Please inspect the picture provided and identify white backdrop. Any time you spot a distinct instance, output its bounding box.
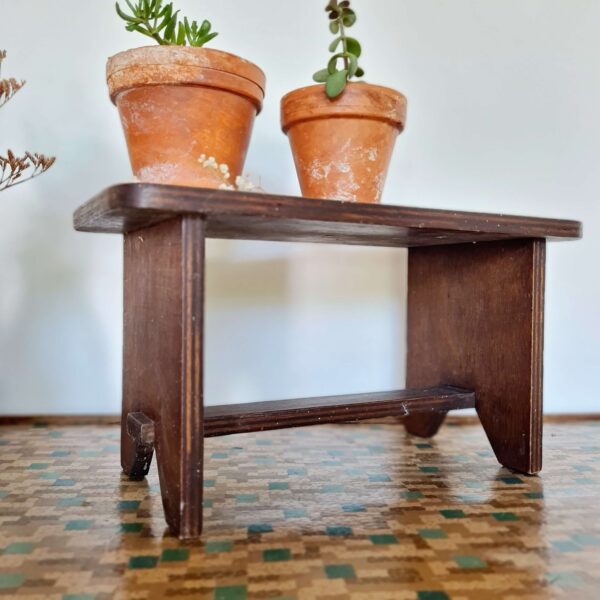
[0,0,598,414]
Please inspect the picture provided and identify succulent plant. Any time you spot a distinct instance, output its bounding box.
[313,1,365,99]
[116,0,218,47]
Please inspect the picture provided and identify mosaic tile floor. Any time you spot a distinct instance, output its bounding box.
[1,420,600,599]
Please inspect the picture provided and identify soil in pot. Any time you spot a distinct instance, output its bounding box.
[281,83,406,203]
[107,46,266,188]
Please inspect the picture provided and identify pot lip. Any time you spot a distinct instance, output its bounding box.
[281,82,407,133]
[107,45,266,109]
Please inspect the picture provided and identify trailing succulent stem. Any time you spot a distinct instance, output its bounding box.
[116,0,218,47]
[313,1,365,99]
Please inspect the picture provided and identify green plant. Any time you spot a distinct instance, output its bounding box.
[115,0,218,47]
[313,1,365,99]
[0,51,55,192]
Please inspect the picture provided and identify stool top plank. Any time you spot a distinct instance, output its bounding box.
[74,183,581,247]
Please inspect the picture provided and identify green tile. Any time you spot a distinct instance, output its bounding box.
[342,503,365,513]
[546,571,583,588]
[54,479,76,487]
[39,472,60,479]
[256,457,276,465]
[283,508,307,519]
[51,450,70,457]
[324,564,356,579]
[28,463,49,470]
[419,529,447,539]
[203,499,213,508]
[236,494,258,503]
[454,555,487,569]
[204,479,215,488]
[65,520,93,531]
[321,484,344,493]
[3,542,34,555]
[57,497,84,507]
[368,474,391,482]
[417,592,450,600]
[263,548,291,562]
[287,467,306,476]
[161,548,190,562]
[499,476,523,485]
[120,522,143,533]
[117,500,140,511]
[420,466,439,473]
[492,512,519,522]
[248,523,273,534]
[402,491,423,500]
[551,540,581,552]
[211,452,228,459]
[268,482,289,491]
[571,534,600,546]
[214,585,247,600]
[0,573,24,589]
[0,491,8,498]
[79,451,100,458]
[416,443,433,449]
[440,509,465,519]
[326,525,352,537]
[128,555,159,569]
[205,540,233,554]
[369,534,398,545]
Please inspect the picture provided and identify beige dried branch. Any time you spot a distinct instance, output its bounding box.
[0,150,56,191]
[0,50,25,107]
[0,50,55,192]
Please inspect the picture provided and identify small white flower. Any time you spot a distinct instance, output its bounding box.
[219,163,229,175]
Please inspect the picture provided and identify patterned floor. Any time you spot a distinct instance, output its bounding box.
[1,420,600,599]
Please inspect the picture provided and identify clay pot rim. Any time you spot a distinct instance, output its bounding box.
[107,45,266,111]
[281,82,407,134]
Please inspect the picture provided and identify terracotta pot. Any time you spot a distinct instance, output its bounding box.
[281,83,406,203]
[107,46,265,188]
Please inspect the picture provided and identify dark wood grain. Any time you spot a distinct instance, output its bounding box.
[204,385,475,437]
[122,216,205,540]
[403,239,546,474]
[73,183,582,247]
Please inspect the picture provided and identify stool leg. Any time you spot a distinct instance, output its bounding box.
[403,239,545,475]
[122,216,205,539]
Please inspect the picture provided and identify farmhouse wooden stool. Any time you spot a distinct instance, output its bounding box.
[74,184,581,540]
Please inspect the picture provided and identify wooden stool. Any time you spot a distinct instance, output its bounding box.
[74,184,581,540]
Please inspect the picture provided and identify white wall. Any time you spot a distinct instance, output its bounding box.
[0,0,597,415]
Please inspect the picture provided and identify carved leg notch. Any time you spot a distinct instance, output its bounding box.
[122,412,155,481]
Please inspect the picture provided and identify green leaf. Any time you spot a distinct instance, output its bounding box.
[195,31,218,46]
[329,36,342,52]
[342,9,356,26]
[347,53,358,78]
[345,37,361,58]
[176,22,186,45]
[355,66,365,78]
[164,10,178,40]
[326,69,348,98]
[329,21,339,34]
[312,68,329,83]
[199,19,211,37]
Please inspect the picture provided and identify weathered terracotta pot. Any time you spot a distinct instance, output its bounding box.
[281,83,406,203]
[107,46,265,187]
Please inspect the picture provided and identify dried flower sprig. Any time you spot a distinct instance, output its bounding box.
[313,1,365,99]
[116,0,218,47]
[0,50,25,108]
[0,51,56,192]
[0,151,56,192]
